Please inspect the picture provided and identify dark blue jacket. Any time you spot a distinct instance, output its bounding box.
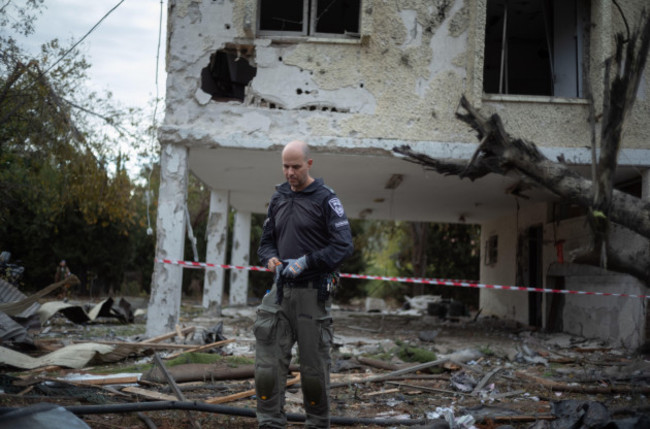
[258,178,354,281]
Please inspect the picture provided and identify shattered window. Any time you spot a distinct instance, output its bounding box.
[483,0,587,97]
[258,0,360,38]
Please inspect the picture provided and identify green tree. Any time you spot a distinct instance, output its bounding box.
[355,220,480,307]
[0,2,151,293]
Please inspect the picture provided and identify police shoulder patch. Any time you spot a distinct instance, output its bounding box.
[328,198,345,217]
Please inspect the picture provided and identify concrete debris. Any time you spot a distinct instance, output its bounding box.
[0,297,648,428]
[403,294,442,311]
[364,296,387,312]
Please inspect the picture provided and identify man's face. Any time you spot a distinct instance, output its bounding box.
[282,150,312,191]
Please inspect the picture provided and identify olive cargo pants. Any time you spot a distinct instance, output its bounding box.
[253,283,333,428]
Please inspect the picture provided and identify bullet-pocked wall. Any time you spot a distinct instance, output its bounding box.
[162,0,650,150]
[150,0,650,342]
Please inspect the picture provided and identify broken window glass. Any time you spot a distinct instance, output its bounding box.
[258,0,360,38]
[483,0,586,97]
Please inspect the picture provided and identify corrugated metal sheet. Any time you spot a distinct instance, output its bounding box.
[0,278,40,318]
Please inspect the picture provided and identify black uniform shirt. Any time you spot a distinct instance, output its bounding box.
[258,178,353,281]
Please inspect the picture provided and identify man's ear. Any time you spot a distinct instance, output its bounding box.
[307,159,313,167]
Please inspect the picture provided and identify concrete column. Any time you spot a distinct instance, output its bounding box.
[146,144,188,336]
[642,169,650,200]
[229,211,251,306]
[202,190,229,312]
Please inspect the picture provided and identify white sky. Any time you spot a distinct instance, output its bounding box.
[25,0,167,112]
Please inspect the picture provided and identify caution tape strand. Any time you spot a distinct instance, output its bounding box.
[155,259,649,300]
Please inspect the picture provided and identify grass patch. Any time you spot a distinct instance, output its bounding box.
[166,352,224,366]
[88,352,252,375]
[396,345,437,363]
[479,345,495,356]
[224,355,254,366]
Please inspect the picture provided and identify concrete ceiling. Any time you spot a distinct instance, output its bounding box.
[189,146,564,224]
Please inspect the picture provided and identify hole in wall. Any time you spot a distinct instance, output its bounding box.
[200,44,257,102]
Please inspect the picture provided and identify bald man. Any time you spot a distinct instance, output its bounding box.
[255,140,354,428]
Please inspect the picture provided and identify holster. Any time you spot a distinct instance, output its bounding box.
[318,271,340,302]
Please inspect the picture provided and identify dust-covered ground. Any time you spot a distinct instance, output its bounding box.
[1,295,649,428]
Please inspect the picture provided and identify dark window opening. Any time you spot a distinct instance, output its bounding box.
[258,0,360,37]
[201,46,257,102]
[483,0,586,97]
[258,0,304,33]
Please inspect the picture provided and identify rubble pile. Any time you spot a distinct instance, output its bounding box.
[0,288,648,428]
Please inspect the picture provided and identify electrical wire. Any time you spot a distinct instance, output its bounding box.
[145,0,165,236]
[41,0,126,79]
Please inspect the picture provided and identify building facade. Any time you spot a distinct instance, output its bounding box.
[147,0,650,348]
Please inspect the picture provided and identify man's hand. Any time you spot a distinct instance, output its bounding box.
[282,255,308,278]
[267,257,281,272]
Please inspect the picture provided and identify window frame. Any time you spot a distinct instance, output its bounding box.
[257,0,361,40]
[482,0,587,99]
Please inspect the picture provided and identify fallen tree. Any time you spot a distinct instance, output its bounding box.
[394,11,650,284]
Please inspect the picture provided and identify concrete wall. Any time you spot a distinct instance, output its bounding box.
[480,204,649,348]
[158,0,650,343]
[161,0,650,151]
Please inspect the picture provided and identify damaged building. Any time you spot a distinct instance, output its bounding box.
[148,0,650,349]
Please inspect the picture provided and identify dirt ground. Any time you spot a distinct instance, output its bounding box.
[1,296,649,428]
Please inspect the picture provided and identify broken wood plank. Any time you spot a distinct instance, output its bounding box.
[472,367,501,395]
[0,275,79,316]
[164,339,235,360]
[515,371,650,394]
[331,358,449,388]
[141,326,196,344]
[17,385,33,396]
[153,352,201,429]
[489,389,526,399]
[123,386,177,401]
[385,381,467,396]
[175,324,186,341]
[362,388,400,397]
[57,375,140,386]
[74,340,199,349]
[205,374,301,404]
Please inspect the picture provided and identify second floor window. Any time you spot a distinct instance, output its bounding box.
[258,0,361,38]
[483,0,587,98]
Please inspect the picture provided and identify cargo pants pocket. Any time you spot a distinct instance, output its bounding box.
[253,306,280,345]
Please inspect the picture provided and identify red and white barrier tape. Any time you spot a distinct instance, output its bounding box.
[155,258,650,300]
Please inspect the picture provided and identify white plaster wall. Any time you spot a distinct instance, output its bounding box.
[479,208,525,323]
[229,211,251,306]
[481,206,649,347]
[563,276,646,349]
[162,0,650,151]
[146,144,189,336]
[203,189,229,311]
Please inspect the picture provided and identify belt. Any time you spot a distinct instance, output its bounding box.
[283,279,319,289]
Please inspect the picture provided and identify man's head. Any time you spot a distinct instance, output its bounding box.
[282,140,314,192]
